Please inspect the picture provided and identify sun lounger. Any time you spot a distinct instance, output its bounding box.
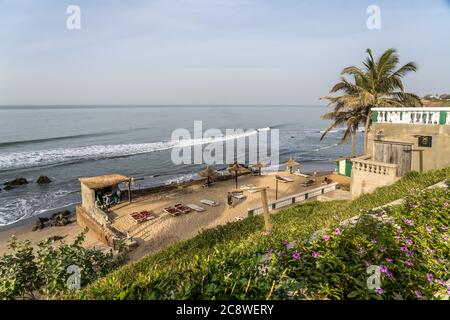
[294,171,310,178]
[201,199,219,207]
[239,184,255,190]
[232,193,247,200]
[302,179,316,187]
[174,203,192,214]
[164,207,182,216]
[186,204,206,212]
[276,176,294,183]
[130,210,156,223]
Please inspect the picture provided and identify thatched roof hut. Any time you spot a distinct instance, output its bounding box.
[79,173,132,190]
[284,157,300,174]
[227,162,250,189]
[198,166,218,185]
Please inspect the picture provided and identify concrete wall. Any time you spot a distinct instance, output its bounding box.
[350,164,399,197]
[368,123,450,173]
[76,206,119,248]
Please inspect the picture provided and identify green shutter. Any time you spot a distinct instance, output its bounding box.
[439,111,447,125]
[345,160,352,177]
[371,111,378,123]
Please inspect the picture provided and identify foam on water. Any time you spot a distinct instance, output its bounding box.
[0,128,267,171]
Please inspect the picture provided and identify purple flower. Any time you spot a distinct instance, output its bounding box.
[400,246,408,252]
[415,291,423,298]
[404,219,414,226]
[311,251,320,258]
[386,257,393,263]
[396,228,403,233]
[441,226,449,231]
[335,228,342,235]
[410,204,418,209]
[386,271,393,277]
[379,247,385,252]
[322,235,330,241]
[394,235,402,240]
[292,252,300,259]
[282,240,289,246]
[267,249,273,254]
[380,265,388,273]
[405,251,412,257]
[442,234,449,241]
[374,288,383,295]
[371,239,377,244]
[444,202,449,207]
[404,239,413,245]
[427,273,434,282]
[438,279,447,286]
[426,226,432,233]
[405,259,413,266]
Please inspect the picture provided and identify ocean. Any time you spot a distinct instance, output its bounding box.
[0,105,363,227]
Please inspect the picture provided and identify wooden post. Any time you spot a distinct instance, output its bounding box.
[235,171,238,189]
[260,188,271,233]
[128,181,132,203]
[275,178,279,200]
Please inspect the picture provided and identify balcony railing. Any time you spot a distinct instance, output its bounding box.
[351,155,398,176]
[371,107,450,125]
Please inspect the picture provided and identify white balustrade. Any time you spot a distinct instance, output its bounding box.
[372,107,450,125]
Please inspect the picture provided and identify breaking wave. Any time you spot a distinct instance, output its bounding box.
[0,127,270,171]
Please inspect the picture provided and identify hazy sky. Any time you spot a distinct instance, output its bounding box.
[1,0,450,105]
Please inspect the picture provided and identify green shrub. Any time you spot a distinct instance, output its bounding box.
[0,230,126,299]
[75,167,450,299]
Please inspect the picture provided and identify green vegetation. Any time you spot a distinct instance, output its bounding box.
[72,167,449,300]
[322,48,422,153]
[0,230,125,299]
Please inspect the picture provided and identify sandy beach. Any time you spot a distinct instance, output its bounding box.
[0,171,350,261]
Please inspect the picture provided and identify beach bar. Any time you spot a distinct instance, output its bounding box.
[76,173,137,250]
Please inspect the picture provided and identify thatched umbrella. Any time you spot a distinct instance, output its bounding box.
[228,162,250,189]
[251,161,267,176]
[284,157,300,174]
[198,165,217,186]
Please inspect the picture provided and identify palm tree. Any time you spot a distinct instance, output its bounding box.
[321,107,365,157]
[322,48,422,154]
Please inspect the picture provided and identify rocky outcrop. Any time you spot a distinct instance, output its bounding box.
[32,210,73,231]
[36,176,52,185]
[3,177,28,190]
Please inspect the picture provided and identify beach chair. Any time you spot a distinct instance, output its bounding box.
[302,179,315,187]
[186,204,206,212]
[130,210,156,223]
[232,193,246,200]
[294,170,310,178]
[164,207,182,217]
[174,203,192,214]
[200,199,219,207]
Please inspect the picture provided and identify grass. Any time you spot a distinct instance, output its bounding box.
[72,167,450,299]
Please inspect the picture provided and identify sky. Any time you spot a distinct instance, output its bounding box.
[1,0,450,105]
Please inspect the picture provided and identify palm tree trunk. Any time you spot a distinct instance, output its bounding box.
[351,132,356,157]
[364,110,371,154]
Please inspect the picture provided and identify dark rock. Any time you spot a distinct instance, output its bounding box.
[47,235,65,242]
[36,176,52,185]
[3,177,28,190]
[51,210,73,226]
